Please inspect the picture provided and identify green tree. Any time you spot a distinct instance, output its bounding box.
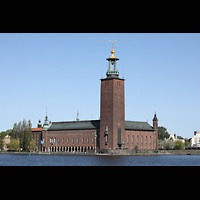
[134,145,138,153]
[0,139,4,150]
[185,139,191,148]
[11,123,17,139]
[29,140,36,151]
[10,139,20,151]
[11,119,32,151]
[158,126,169,140]
[0,131,6,150]
[174,140,184,150]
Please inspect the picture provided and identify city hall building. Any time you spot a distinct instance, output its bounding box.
[38,45,158,153]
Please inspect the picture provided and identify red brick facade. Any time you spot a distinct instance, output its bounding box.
[125,130,157,150]
[100,78,125,150]
[42,129,98,152]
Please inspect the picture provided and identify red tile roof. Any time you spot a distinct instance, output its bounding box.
[32,128,42,131]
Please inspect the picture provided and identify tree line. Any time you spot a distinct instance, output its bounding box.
[10,119,36,151]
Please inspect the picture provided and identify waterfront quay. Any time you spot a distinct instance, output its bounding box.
[2,149,200,156]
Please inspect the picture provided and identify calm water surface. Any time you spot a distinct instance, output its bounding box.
[1,154,200,166]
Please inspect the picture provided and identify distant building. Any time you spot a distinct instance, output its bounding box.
[168,133,185,144]
[3,134,10,150]
[191,131,200,148]
[31,120,43,151]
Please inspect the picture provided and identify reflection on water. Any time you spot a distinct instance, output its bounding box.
[0,154,200,166]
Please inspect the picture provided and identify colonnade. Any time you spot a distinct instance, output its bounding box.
[42,146,95,153]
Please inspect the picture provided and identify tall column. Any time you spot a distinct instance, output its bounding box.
[114,60,117,71]
[108,60,111,72]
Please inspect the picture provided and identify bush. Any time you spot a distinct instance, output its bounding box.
[174,140,184,150]
[134,145,138,153]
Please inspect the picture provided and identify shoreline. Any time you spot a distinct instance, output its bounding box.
[1,149,200,156]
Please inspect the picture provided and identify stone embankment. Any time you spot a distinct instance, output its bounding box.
[165,150,200,155]
[1,149,200,155]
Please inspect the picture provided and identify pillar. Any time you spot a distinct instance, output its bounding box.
[114,60,117,71]
[108,60,111,71]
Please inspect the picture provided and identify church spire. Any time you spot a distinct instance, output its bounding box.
[106,40,119,77]
[43,107,49,127]
[153,112,158,130]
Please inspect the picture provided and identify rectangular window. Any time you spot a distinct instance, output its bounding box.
[82,137,84,144]
[87,137,89,144]
[149,136,151,147]
[117,128,121,145]
[77,137,79,144]
[67,137,69,144]
[72,137,74,144]
[63,138,64,144]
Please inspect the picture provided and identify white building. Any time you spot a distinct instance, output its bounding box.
[168,133,185,144]
[191,131,200,148]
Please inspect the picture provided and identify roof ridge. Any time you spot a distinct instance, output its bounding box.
[52,119,100,124]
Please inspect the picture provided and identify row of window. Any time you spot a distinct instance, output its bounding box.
[50,137,95,145]
[126,135,156,146]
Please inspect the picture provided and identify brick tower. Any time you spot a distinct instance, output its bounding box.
[100,42,125,150]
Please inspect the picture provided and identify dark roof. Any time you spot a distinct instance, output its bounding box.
[48,120,100,131]
[47,120,154,131]
[125,121,154,131]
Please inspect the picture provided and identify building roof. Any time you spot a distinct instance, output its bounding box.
[48,120,100,131]
[32,128,43,132]
[47,120,154,131]
[125,121,154,131]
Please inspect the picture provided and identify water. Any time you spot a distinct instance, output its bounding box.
[1,154,200,166]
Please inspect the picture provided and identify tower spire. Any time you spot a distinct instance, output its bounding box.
[44,107,49,126]
[76,107,79,121]
[109,40,117,58]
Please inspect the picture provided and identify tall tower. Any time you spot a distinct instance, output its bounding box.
[99,41,125,150]
[153,112,158,150]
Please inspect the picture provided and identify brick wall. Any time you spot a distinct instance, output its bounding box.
[42,129,98,150]
[100,78,125,150]
[125,130,157,150]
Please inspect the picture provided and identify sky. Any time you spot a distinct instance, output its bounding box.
[0,33,200,138]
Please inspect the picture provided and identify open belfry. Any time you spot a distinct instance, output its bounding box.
[38,41,158,153]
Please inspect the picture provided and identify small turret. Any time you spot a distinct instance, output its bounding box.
[153,113,158,130]
[43,115,49,127]
[37,119,42,128]
[43,108,51,130]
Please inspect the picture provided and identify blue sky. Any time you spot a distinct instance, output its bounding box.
[0,33,200,138]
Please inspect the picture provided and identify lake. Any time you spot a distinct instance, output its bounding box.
[1,153,200,166]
